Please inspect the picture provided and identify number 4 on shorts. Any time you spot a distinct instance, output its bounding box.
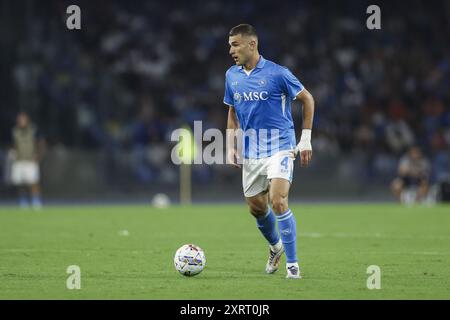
[280,156,288,170]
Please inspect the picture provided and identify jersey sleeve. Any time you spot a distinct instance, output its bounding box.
[223,72,234,107]
[279,67,304,100]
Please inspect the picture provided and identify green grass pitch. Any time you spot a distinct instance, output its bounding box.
[0,203,449,299]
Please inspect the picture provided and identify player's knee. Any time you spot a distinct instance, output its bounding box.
[247,200,267,218]
[418,183,429,194]
[419,180,429,188]
[391,179,402,193]
[271,195,288,214]
[249,205,267,218]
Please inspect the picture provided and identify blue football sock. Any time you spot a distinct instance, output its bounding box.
[256,206,280,246]
[277,209,297,263]
[32,195,42,208]
[19,195,29,208]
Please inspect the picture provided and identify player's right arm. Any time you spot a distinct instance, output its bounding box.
[226,105,241,168]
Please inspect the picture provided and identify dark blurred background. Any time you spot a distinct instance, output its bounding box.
[0,0,449,202]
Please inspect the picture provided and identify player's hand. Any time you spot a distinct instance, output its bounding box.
[293,129,312,167]
[227,148,241,169]
[295,143,312,167]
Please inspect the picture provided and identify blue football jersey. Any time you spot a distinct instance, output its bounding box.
[224,56,304,159]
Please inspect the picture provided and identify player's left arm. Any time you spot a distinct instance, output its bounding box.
[294,89,315,166]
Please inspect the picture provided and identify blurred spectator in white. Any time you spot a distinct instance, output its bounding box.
[10,112,46,209]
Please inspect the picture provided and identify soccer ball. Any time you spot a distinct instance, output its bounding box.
[152,193,171,208]
[174,244,206,276]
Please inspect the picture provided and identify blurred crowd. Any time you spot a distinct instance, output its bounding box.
[1,0,449,186]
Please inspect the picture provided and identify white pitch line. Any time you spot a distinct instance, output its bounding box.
[300,232,450,240]
[302,251,450,255]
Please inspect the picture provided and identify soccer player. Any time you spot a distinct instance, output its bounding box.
[10,112,45,210]
[391,146,431,204]
[224,24,314,279]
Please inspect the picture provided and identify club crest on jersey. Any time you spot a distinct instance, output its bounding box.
[233,92,242,103]
[258,79,267,86]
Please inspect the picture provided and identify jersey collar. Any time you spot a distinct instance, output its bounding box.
[239,55,266,71]
[255,55,266,69]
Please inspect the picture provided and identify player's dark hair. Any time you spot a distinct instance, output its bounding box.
[229,24,258,38]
